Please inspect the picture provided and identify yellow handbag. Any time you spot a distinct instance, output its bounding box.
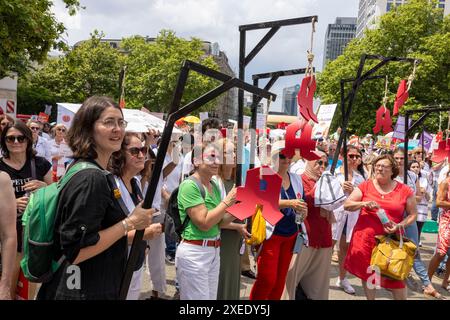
[246,206,266,246]
[370,227,416,281]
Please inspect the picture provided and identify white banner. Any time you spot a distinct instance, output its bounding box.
[311,103,337,139]
[57,103,181,133]
[256,114,266,129]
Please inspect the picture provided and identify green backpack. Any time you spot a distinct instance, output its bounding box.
[21,161,101,283]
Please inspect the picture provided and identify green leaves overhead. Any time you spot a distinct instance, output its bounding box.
[20,30,220,114]
[318,0,449,135]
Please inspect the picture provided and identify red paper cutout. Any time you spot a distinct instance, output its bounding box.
[284,120,321,160]
[393,80,409,116]
[436,131,443,143]
[373,106,393,135]
[227,166,283,226]
[277,122,288,129]
[431,139,450,163]
[297,76,318,123]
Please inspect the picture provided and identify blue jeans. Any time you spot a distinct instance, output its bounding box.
[405,222,432,287]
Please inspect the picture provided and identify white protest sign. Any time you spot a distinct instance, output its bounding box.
[311,103,337,139]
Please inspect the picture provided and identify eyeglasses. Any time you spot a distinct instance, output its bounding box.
[29,126,40,132]
[5,135,26,144]
[56,128,66,132]
[348,154,361,160]
[316,160,326,167]
[203,153,219,164]
[374,164,392,170]
[127,146,148,157]
[100,118,128,129]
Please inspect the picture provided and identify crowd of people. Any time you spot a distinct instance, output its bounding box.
[0,97,449,300]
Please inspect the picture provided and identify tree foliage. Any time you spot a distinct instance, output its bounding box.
[318,0,450,135]
[0,0,81,78]
[20,30,220,115]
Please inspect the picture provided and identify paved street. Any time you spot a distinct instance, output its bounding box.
[140,231,449,300]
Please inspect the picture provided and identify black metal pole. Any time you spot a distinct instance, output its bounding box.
[250,78,258,170]
[340,80,348,181]
[236,30,246,186]
[404,112,410,185]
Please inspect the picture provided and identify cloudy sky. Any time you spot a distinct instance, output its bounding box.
[53,0,359,111]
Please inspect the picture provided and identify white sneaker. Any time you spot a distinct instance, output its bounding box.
[336,278,356,295]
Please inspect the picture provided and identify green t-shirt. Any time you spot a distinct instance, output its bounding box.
[177,179,222,240]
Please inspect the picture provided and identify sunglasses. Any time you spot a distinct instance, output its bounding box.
[56,128,66,132]
[316,160,326,167]
[348,154,361,160]
[279,153,287,159]
[127,146,148,157]
[30,126,41,131]
[5,135,26,144]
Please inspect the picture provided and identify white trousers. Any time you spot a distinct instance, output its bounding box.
[147,233,167,294]
[175,241,220,300]
[126,267,143,300]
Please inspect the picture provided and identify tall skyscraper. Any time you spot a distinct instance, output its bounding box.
[282,85,300,116]
[357,0,450,38]
[323,17,357,68]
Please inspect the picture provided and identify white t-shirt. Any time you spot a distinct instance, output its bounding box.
[163,152,183,194]
[181,150,193,180]
[289,159,306,175]
[48,139,73,177]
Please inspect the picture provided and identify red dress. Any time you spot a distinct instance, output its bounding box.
[344,180,413,289]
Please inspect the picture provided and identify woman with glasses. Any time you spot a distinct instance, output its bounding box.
[109,132,163,300]
[0,120,52,299]
[176,141,237,300]
[393,149,442,298]
[47,124,72,181]
[333,145,366,295]
[344,154,418,300]
[409,160,431,240]
[251,140,307,300]
[37,96,154,300]
[26,120,50,160]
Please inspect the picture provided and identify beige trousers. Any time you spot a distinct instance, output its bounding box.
[281,246,332,300]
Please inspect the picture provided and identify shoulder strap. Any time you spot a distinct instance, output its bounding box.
[57,161,100,191]
[31,158,36,180]
[105,173,130,216]
[187,175,206,199]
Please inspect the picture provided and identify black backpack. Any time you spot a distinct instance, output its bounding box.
[166,176,216,242]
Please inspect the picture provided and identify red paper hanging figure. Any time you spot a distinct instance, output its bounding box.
[431,139,450,163]
[284,120,320,160]
[226,166,283,226]
[297,76,318,123]
[373,105,393,135]
[393,79,409,116]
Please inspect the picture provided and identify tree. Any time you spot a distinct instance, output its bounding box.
[20,31,124,109]
[318,0,450,135]
[121,30,219,112]
[21,30,220,115]
[0,0,81,78]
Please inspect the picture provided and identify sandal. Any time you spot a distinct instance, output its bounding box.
[424,289,445,300]
[441,284,450,292]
